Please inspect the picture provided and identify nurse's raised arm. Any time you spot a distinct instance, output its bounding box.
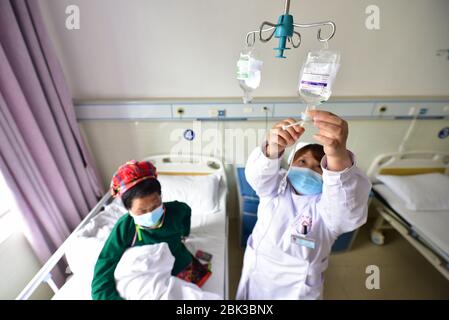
[245,118,304,198]
[308,110,372,235]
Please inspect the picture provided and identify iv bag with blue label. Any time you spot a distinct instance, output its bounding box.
[237,47,263,104]
[298,49,340,105]
[283,49,340,130]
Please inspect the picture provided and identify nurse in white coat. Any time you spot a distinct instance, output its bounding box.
[236,110,371,300]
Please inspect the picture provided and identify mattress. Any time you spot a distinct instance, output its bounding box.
[373,183,449,262]
[185,212,227,297]
[53,183,228,300]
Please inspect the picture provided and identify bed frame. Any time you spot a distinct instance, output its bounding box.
[366,150,449,281]
[16,153,229,300]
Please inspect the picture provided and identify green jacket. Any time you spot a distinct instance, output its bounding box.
[91,201,192,300]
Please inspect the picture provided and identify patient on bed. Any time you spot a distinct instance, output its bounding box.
[91,160,211,300]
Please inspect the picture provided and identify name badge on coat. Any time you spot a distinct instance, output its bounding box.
[291,214,315,249]
[291,234,316,249]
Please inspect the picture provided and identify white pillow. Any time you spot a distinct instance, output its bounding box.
[377,173,449,211]
[157,173,221,215]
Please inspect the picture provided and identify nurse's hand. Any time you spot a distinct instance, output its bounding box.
[266,118,305,158]
[307,110,352,171]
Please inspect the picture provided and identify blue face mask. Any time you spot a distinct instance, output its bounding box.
[287,167,323,195]
[130,204,164,228]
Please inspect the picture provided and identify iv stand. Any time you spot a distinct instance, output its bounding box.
[245,0,336,58]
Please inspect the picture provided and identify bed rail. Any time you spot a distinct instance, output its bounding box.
[371,197,449,281]
[367,150,449,182]
[367,150,449,282]
[16,193,112,300]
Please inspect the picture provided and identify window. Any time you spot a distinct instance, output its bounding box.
[0,170,22,244]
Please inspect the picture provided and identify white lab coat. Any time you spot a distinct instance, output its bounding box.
[236,145,371,300]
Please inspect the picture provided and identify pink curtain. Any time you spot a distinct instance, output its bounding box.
[0,0,104,285]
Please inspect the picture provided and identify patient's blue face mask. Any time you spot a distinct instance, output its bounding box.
[130,204,164,228]
[287,167,323,195]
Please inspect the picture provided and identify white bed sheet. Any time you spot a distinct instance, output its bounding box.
[185,212,227,297]
[373,183,449,262]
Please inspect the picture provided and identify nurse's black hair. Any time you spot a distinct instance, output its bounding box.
[293,144,325,163]
[121,178,161,210]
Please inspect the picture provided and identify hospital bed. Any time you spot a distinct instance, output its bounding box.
[16,154,229,300]
[367,150,449,281]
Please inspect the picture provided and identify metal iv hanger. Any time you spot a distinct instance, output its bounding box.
[244,0,336,58]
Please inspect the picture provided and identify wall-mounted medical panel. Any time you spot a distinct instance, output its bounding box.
[74,99,449,121]
[75,103,172,120]
[318,102,376,119]
[171,103,275,120]
[372,101,449,118]
[273,102,375,119]
[273,103,306,118]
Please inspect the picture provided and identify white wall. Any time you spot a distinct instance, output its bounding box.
[0,232,53,299]
[38,0,449,99]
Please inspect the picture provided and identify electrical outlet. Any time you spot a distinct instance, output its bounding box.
[378,105,387,114]
[208,109,218,117]
[436,49,449,60]
[208,109,226,117]
[419,108,428,115]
